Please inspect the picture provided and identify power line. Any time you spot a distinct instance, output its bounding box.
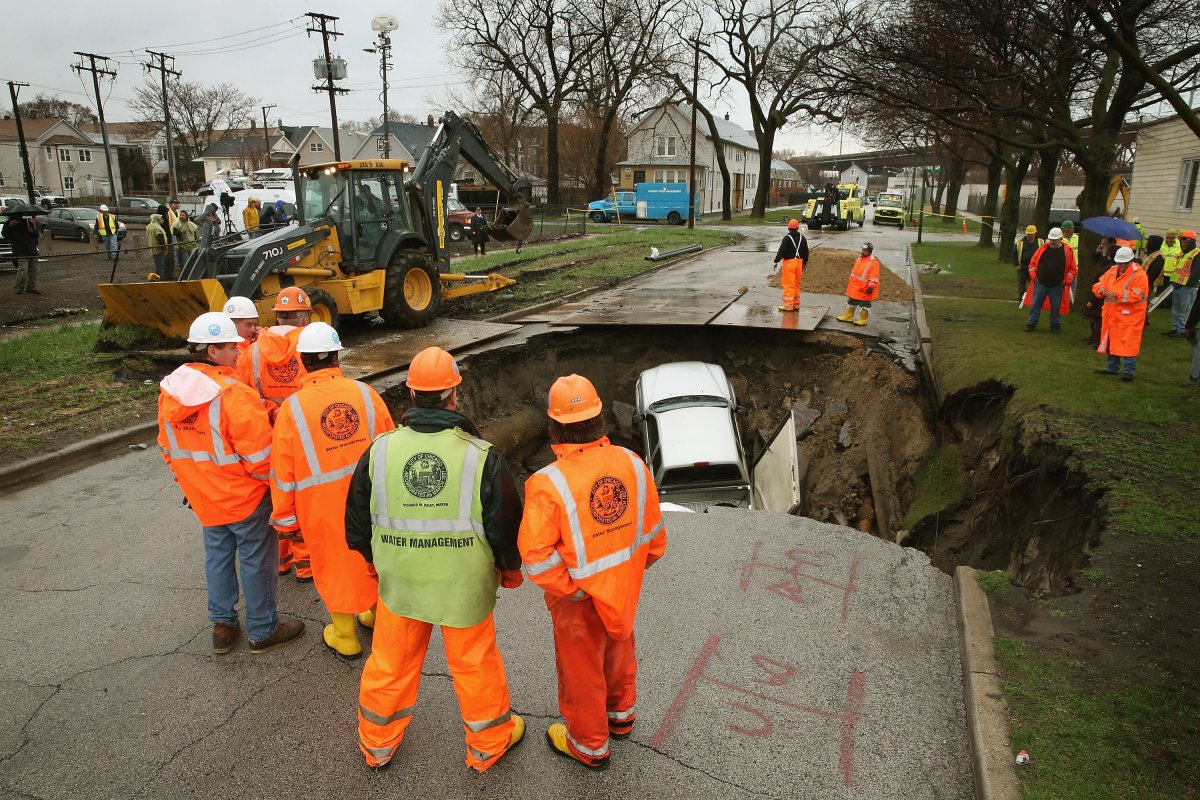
[71,52,120,205]
[102,18,305,56]
[143,50,182,198]
[307,12,347,159]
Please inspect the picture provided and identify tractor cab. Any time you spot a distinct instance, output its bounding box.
[299,159,413,268]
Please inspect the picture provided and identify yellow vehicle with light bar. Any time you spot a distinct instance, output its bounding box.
[98,112,533,338]
[802,182,864,231]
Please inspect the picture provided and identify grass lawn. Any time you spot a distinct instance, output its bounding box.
[917,240,1200,798]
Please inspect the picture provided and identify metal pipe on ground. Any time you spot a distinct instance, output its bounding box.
[644,244,703,262]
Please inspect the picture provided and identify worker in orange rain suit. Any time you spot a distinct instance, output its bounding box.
[222,295,261,354]
[344,346,525,771]
[1093,246,1150,382]
[1022,227,1078,332]
[157,312,305,655]
[518,374,667,769]
[836,241,882,327]
[270,322,395,659]
[772,218,810,313]
[236,285,313,580]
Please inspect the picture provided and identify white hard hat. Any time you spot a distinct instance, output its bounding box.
[1048,227,1064,240]
[1114,246,1135,263]
[99,204,109,212]
[222,296,259,319]
[296,321,342,354]
[187,312,243,344]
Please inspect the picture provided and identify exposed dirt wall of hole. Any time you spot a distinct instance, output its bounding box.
[377,326,937,531]
[907,382,1105,592]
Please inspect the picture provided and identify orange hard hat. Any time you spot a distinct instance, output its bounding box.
[547,374,602,423]
[788,218,800,230]
[272,286,312,311]
[1181,230,1198,240]
[407,346,462,391]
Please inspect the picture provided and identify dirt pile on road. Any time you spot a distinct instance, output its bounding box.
[768,247,915,301]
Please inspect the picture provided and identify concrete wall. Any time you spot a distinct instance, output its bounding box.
[1130,116,1200,234]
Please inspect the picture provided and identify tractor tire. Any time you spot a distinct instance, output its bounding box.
[667,211,682,225]
[837,218,849,231]
[590,211,607,223]
[381,253,441,329]
[305,287,341,330]
[447,223,465,243]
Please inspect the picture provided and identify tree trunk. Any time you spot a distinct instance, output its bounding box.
[1075,142,1117,286]
[1033,148,1060,237]
[978,155,1002,248]
[998,151,1032,263]
[591,108,620,200]
[751,125,778,218]
[931,176,946,216]
[943,155,965,218]
[545,108,562,207]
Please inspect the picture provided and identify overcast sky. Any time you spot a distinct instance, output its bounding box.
[2,0,860,156]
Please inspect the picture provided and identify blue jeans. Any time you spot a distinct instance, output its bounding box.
[1171,285,1198,333]
[1106,354,1137,376]
[99,234,117,260]
[1026,283,1064,329]
[201,494,279,641]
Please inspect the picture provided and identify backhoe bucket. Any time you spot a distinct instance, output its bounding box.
[488,202,534,242]
[98,279,229,340]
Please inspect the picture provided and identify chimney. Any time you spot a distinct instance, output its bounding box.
[724,113,730,120]
[427,114,435,127]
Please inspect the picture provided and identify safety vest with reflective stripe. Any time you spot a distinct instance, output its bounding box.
[1161,240,1183,279]
[234,325,304,406]
[157,362,274,527]
[368,425,497,628]
[96,213,118,236]
[1173,248,1198,286]
[518,436,666,641]
[846,254,881,301]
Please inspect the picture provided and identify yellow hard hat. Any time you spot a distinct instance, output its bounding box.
[1025,225,1037,234]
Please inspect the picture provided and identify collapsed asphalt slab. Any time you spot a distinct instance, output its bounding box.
[0,444,972,800]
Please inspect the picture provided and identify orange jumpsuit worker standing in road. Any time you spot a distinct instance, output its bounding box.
[1093,246,1150,381]
[519,374,667,769]
[772,218,809,313]
[344,346,525,771]
[836,241,881,327]
[157,312,305,655]
[270,322,395,659]
[236,286,313,580]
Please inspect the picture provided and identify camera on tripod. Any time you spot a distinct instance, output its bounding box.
[219,191,235,211]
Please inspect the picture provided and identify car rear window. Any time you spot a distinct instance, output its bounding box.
[648,394,728,413]
[661,463,744,487]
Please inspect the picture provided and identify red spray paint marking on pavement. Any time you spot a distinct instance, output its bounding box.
[650,634,867,786]
[739,541,861,623]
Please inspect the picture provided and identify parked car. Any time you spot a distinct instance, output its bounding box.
[0,213,16,268]
[33,190,69,209]
[633,361,752,509]
[37,207,127,242]
[0,196,31,213]
[118,197,160,211]
[445,196,475,242]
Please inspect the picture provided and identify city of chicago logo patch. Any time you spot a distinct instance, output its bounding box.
[589,476,628,525]
[403,453,448,499]
[320,402,360,441]
[266,357,300,383]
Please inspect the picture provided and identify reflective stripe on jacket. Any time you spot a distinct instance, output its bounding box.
[368,426,498,628]
[235,325,305,407]
[1092,264,1149,357]
[518,436,666,641]
[95,213,118,236]
[1161,240,1183,278]
[1173,248,1198,286]
[846,254,881,301]
[157,362,273,526]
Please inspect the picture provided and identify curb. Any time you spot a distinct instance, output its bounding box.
[954,566,1021,800]
[0,420,158,496]
[907,242,942,404]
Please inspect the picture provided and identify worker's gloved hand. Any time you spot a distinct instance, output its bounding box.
[772,262,780,272]
[280,528,304,544]
[499,570,524,589]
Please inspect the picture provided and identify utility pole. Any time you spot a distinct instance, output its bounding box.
[261,104,276,167]
[687,36,700,229]
[7,82,36,204]
[306,11,347,160]
[143,50,181,199]
[72,52,119,206]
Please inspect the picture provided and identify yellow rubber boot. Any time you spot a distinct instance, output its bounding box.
[473,713,526,771]
[323,613,363,659]
[545,722,609,770]
[854,307,870,326]
[356,606,376,629]
[836,305,854,322]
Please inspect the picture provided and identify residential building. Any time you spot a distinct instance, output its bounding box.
[617,101,759,213]
[194,126,368,183]
[1129,112,1200,233]
[0,117,123,200]
[769,159,802,205]
[349,119,436,163]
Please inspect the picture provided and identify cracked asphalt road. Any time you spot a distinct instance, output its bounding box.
[0,441,972,799]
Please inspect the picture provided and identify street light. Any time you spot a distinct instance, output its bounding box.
[370,13,398,158]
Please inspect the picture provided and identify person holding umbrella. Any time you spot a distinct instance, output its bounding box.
[2,203,44,295]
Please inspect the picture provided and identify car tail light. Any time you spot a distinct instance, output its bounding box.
[693,461,710,467]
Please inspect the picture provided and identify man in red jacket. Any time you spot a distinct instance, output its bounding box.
[1023,227,1077,333]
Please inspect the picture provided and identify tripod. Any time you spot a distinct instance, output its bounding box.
[221,207,239,238]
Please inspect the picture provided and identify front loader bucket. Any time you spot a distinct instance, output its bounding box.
[488,202,534,242]
[98,279,229,340]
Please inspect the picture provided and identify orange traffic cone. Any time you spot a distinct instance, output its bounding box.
[961,219,968,234]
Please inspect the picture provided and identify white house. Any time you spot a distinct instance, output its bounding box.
[1129,112,1200,234]
[0,117,122,200]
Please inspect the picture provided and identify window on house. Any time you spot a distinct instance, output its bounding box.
[655,135,677,157]
[45,146,54,161]
[78,150,92,162]
[653,169,686,184]
[310,142,324,152]
[1178,158,1200,210]
[156,147,167,162]
[0,173,5,187]
[58,149,71,162]
[63,177,75,190]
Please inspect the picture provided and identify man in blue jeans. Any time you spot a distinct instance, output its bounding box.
[94,204,119,261]
[1165,230,1198,337]
[1024,227,1077,333]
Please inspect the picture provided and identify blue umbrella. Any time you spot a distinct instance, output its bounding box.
[1080,216,1140,240]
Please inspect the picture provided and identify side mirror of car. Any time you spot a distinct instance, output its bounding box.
[632,413,644,425]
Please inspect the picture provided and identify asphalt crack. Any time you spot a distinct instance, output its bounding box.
[622,738,784,800]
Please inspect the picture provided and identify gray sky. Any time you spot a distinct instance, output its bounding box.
[3,0,859,156]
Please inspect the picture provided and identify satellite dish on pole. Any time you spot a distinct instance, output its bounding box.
[371,14,399,32]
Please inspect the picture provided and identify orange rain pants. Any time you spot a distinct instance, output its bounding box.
[358,604,517,770]
[781,257,804,310]
[549,594,637,764]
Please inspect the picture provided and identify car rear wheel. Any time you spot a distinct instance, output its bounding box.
[447,223,465,243]
[590,210,607,223]
[667,211,682,225]
[381,252,441,328]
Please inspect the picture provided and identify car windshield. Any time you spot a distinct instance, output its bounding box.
[838,189,849,199]
[879,199,902,208]
[447,197,467,212]
[72,209,99,219]
[648,394,729,413]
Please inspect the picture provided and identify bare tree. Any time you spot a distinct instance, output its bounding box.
[15,94,97,127]
[128,79,258,166]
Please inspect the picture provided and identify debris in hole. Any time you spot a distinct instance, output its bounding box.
[827,398,849,417]
[793,403,821,437]
[611,400,636,441]
[838,421,853,449]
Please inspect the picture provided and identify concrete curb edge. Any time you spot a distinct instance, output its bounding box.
[954,565,1021,800]
[0,419,159,496]
[907,242,942,405]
